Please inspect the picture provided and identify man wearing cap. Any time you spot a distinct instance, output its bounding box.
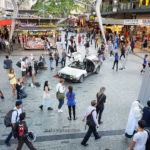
[81,100,101,146]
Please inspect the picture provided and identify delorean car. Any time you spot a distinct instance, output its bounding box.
[57,52,100,83]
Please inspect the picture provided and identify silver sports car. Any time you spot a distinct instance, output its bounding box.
[57,53,100,83]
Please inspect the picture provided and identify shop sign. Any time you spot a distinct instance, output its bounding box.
[38,25,57,28]
[124,19,139,25]
[142,19,150,26]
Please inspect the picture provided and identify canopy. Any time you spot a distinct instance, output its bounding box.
[0,20,12,26]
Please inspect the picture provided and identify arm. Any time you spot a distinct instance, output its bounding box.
[11,111,17,127]
[45,86,49,93]
[128,141,136,150]
[92,111,99,127]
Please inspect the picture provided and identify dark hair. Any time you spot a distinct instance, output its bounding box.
[115,52,118,56]
[44,81,49,91]
[147,101,150,107]
[145,54,148,58]
[20,112,26,120]
[22,58,26,61]
[16,101,22,107]
[68,86,73,98]
[138,120,146,129]
[6,55,9,59]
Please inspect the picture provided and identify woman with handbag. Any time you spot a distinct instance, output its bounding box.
[96,87,106,124]
[56,79,65,113]
[8,69,17,96]
[39,81,53,111]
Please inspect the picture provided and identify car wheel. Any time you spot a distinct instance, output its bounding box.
[95,66,100,74]
[79,75,84,83]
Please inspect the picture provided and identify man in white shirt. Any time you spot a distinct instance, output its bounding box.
[56,79,65,112]
[128,120,148,150]
[81,100,101,146]
[21,57,27,84]
[5,101,22,146]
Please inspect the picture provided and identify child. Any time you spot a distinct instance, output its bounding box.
[112,52,119,71]
[14,112,37,150]
[141,54,148,73]
[109,41,114,57]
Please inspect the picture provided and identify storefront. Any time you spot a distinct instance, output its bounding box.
[124,19,150,50]
[17,30,61,50]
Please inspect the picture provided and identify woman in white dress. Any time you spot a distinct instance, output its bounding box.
[125,100,143,138]
[39,81,53,110]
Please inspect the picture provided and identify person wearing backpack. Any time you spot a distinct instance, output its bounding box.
[14,112,37,150]
[5,101,22,146]
[81,100,101,146]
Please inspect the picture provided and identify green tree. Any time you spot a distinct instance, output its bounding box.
[32,0,89,17]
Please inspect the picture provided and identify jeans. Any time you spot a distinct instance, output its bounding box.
[68,105,76,119]
[81,126,99,144]
[96,106,104,123]
[49,59,53,69]
[5,130,13,143]
[112,60,118,71]
[17,138,36,150]
[61,58,66,67]
[58,99,64,109]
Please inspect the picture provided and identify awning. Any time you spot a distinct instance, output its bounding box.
[0,20,12,26]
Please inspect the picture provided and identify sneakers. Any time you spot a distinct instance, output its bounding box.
[48,107,53,110]
[5,141,11,146]
[39,105,43,110]
[81,142,88,146]
[58,109,63,113]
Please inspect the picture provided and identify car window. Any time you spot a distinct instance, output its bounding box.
[69,61,85,70]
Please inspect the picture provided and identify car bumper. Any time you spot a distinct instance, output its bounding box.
[58,74,78,82]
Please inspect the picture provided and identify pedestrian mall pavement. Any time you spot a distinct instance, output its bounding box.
[0,32,147,150]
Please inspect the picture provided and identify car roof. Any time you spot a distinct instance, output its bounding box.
[85,55,99,62]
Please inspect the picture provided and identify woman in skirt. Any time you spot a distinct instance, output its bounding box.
[39,81,53,110]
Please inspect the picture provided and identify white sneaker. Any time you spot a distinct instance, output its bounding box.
[60,109,63,112]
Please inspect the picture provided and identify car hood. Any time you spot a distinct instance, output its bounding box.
[58,67,86,77]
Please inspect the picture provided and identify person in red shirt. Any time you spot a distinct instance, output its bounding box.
[78,34,81,45]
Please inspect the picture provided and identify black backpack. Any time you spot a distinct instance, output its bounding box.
[86,110,96,127]
[146,129,150,150]
[4,110,18,127]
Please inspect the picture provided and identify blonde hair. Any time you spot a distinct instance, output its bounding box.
[98,87,106,96]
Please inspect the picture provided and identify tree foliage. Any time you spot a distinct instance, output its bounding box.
[32,0,89,17]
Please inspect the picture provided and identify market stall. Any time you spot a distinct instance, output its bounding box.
[18,30,61,50]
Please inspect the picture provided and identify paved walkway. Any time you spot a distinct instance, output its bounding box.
[0,32,145,150]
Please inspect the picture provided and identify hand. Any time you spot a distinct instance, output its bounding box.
[97,125,99,128]
[128,147,131,150]
[82,119,85,122]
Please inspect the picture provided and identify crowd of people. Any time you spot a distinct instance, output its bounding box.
[1,27,150,150]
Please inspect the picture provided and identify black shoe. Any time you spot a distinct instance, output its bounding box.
[98,121,103,124]
[68,117,72,120]
[74,117,77,120]
[81,142,88,146]
[39,105,43,110]
[5,142,11,146]
[95,136,101,140]
[48,107,53,110]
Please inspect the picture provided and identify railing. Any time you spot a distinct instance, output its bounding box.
[101,2,150,13]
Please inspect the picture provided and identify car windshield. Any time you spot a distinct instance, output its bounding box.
[69,61,85,70]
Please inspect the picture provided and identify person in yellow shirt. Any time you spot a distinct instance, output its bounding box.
[8,69,17,96]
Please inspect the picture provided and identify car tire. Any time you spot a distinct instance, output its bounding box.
[79,75,84,83]
[95,66,100,74]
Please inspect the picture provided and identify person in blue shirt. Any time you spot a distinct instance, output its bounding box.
[141,54,148,73]
[112,52,119,71]
[142,100,150,131]
[66,86,77,120]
